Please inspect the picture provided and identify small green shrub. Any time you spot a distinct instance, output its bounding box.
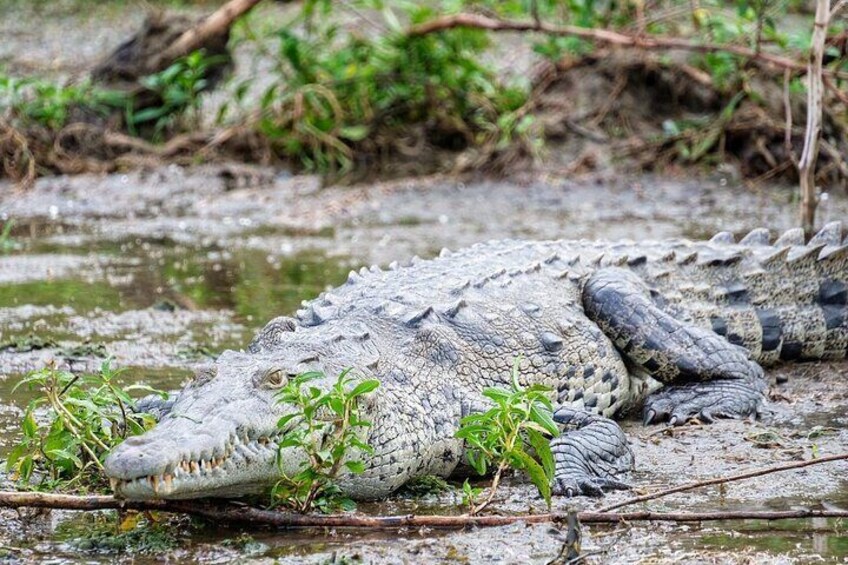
[5,359,166,491]
[455,359,559,513]
[0,71,125,130]
[271,369,379,513]
[129,49,229,138]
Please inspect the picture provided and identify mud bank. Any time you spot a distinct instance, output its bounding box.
[0,166,846,563]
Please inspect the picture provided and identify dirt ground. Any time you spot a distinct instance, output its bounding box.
[0,164,846,563]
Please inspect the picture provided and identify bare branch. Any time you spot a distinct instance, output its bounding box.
[598,452,848,513]
[406,13,848,80]
[0,491,846,528]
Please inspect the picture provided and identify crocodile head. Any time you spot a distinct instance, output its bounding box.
[105,318,380,500]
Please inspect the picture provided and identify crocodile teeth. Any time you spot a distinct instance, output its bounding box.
[109,478,118,492]
[150,475,159,494]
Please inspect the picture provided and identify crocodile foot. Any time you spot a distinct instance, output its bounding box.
[550,407,633,497]
[642,378,766,426]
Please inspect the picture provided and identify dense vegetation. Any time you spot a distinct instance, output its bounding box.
[1,0,846,188]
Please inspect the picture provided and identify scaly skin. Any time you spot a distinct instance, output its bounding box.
[105,222,848,500]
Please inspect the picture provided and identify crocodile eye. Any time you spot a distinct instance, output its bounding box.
[263,369,287,389]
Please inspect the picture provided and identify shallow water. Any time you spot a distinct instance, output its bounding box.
[0,166,846,563]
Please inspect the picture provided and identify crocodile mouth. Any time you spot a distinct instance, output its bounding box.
[109,429,285,500]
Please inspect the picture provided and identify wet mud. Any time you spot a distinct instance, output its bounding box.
[0,165,847,563]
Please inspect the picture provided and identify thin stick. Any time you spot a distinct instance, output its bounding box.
[0,491,845,528]
[798,0,830,235]
[406,13,848,80]
[598,452,848,513]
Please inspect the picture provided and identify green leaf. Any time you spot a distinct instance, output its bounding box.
[5,444,26,472]
[515,450,551,509]
[21,408,37,439]
[349,379,379,397]
[526,428,555,483]
[344,460,366,474]
[529,404,559,437]
[277,414,299,429]
[46,448,83,469]
[482,387,511,403]
[339,125,370,141]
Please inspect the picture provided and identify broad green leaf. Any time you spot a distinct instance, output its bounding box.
[515,450,551,508]
[526,428,555,483]
[21,409,37,439]
[277,414,298,429]
[349,379,379,397]
[482,387,511,403]
[529,404,559,437]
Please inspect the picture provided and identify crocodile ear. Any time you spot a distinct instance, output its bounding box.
[248,316,297,353]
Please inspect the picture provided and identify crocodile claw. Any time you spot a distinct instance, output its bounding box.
[642,379,765,427]
[553,476,630,498]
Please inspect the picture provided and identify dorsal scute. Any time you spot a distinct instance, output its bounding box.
[740,228,770,246]
[709,231,735,245]
[809,221,843,246]
[775,227,805,247]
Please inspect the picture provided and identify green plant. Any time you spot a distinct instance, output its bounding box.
[270,369,379,513]
[5,359,166,491]
[0,71,125,130]
[455,359,559,514]
[256,0,530,175]
[460,478,484,510]
[129,49,229,138]
[0,219,15,254]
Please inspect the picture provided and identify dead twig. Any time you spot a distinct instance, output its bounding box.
[598,451,848,513]
[0,491,846,529]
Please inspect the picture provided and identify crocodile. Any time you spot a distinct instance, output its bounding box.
[105,222,848,500]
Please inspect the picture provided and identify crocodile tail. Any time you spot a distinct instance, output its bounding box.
[734,221,848,364]
[656,222,848,366]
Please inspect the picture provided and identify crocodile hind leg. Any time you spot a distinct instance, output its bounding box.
[583,267,767,426]
[551,407,632,496]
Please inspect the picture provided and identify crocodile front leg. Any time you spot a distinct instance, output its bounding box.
[551,407,632,497]
[583,267,767,426]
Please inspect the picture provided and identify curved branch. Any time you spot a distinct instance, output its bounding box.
[407,13,848,80]
[598,452,848,513]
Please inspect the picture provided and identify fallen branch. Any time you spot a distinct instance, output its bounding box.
[599,452,848,513]
[407,13,848,80]
[152,0,265,69]
[0,491,846,529]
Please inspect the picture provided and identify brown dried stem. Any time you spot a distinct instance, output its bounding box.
[598,452,848,513]
[407,13,848,80]
[0,491,846,529]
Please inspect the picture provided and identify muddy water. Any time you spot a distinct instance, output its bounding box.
[0,166,847,563]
